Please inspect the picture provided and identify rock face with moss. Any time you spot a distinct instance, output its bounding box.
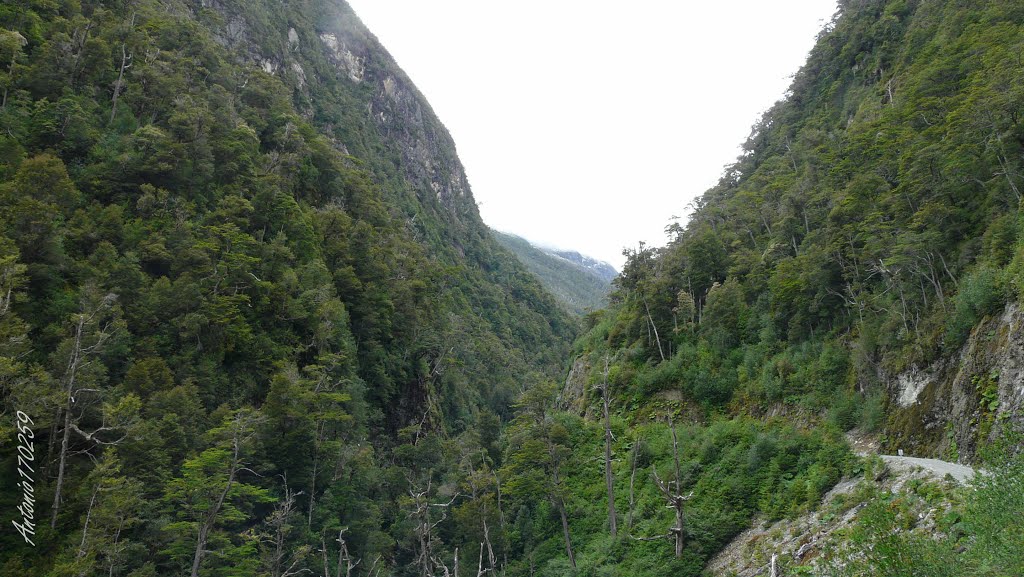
[888,303,1024,460]
[201,0,491,241]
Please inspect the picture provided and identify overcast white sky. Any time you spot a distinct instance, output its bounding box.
[346,0,838,269]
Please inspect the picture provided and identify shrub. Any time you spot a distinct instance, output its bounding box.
[945,266,1004,349]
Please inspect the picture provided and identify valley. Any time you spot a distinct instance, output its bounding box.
[0,0,1023,576]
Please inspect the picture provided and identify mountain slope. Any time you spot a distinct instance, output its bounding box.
[506,0,1024,575]
[0,0,575,574]
[574,0,1024,451]
[548,248,618,284]
[492,230,613,315]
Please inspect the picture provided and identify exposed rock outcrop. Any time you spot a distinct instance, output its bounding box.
[886,303,1024,462]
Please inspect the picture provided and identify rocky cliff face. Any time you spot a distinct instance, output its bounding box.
[201,0,484,248]
[887,303,1024,462]
[316,9,475,216]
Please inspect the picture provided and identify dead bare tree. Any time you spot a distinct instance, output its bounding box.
[632,420,693,558]
[627,434,643,531]
[550,451,576,569]
[600,356,618,538]
[641,295,666,361]
[51,291,121,529]
[337,530,359,577]
[262,482,311,577]
[660,420,694,557]
[109,13,136,124]
[475,543,487,577]
[409,478,459,577]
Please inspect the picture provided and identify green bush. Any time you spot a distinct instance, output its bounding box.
[945,266,1004,349]
[828,389,861,431]
[1007,243,1024,303]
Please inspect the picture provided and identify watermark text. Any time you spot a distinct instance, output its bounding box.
[12,410,37,546]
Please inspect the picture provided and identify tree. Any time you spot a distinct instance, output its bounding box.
[0,236,36,438]
[453,432,505,576]
[0,29,26,108]
[634,420,693,558]
[48,450,145,577]
[0,154,80,265]
[50,287,129,529]
[162,408,272,577]
[700,279,747,351]
[404,477,459,577]
[259,482,312,577]
[502,382,577,569]
[600,356,617,538]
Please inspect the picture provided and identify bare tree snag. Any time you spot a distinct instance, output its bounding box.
[642,295,666,361]
[553,465,576,569]
[627,434,642,531]
[634,420,694,558]
[109,15,135,124]
[51,292,120,529]
[336,528,360,577]
[262,483,311,577]
[409,479,459,577]
[601,356,618,538]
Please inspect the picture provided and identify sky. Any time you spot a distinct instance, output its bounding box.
[345,0,839,269]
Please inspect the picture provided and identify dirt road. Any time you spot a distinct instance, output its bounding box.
[879,455,977,483]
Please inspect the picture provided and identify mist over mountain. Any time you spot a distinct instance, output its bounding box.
[492,230,614,315]
[548,249,618,284]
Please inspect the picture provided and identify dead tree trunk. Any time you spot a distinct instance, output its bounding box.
[648,420,694,558]
[551,465,576,569]
[476,543,487,577]
[51,294,118,529]
[109,14,135,124]
[602,356,617,538]
[627,434,642,531]
[642,296,666,361]
[109,44,132,124]
[556,496,576,568]
[336,528,360,577]
[410,479,459,577]
[76,485,99,567]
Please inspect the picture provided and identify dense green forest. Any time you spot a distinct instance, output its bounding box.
[2,0,1024,575]
[581,0,1024,443]
[491,231,612,315]
[554,0,1024,573]
[0,0,578,574]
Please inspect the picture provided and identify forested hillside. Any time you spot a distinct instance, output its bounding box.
[0,0,577,575]
[576,0,1024,451]
[547,0,1024,574]
[492,230,612,315]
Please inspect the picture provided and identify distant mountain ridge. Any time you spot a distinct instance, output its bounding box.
[548,249,618,283]
[493,231,616,315]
